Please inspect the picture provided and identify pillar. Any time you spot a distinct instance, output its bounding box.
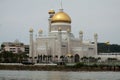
[79,30,83,43]
[94,33,98,56]
[48,9,55,32]
[29,28,34,63]
[58,27,62,60]
[67,28,71,54]
[38,29,43,37]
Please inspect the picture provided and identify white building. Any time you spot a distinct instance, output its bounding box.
[2,40,25,53]
[29,8,98,63]
[98,53,120,61]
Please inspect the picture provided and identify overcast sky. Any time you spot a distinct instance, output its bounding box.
[0,0,120,45]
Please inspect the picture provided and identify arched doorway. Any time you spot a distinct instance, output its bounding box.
[74,54,80,62]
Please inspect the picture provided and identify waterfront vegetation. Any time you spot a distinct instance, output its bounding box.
[0,51,28,63]
[98,43,120,53]
[0,62,120,71]
[0,51,120,71]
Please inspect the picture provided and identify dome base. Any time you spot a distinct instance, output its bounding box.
[50,23,71,32]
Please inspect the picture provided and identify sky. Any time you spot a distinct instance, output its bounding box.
[0,0,120,45]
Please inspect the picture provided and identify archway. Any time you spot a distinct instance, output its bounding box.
[74,54,80,62]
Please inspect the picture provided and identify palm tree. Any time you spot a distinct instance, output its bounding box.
[70,55,73,63]
[43,55,47,62]
[60,55,64,61]
[54,55,58,62]
[81,56,88,62]
[1,44,5,52]
[97,57,101,62]
[48,55,52,62]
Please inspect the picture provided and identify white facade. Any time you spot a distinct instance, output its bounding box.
[29,9,98,63]
[98,53,120,61]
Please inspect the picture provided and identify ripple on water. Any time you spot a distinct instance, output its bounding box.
[0,71,120,80]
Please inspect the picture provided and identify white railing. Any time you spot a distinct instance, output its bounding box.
[0,63,23,65]
[98,53,120,55]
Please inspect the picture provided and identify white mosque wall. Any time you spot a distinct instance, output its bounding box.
[98,53,120,61]
[35,37,56,56]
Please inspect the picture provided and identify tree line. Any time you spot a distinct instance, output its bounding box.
[0,51,28,63]
[98,43,120,53]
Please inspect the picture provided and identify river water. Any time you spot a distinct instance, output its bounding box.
[0,70,120,80]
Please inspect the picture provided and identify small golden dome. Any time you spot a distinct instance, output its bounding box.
[39,29,43,34]
[66,53,72,57]
[94,33,98,37]
[79,30,83,34]
[29,28,33,32]
[48,9,55,14]
[51,11,71,23]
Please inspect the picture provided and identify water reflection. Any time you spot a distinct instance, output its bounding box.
[47,71,70,80]
[0,70,120,80]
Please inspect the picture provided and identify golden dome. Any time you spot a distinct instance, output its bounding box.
[79,30,83,34]
[51,11,71,23]
[94,33,98,37]
[38,29,43,33]
[29,28,33,32]
[48,9,55,14]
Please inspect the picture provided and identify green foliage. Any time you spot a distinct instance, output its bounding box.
[98,43,120,53]
[74,62,85,68]
[1,44,5,49]
[90,63,98,67]
[0,51,28,63]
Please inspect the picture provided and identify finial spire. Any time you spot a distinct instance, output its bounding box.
[59,0,63,12]
[60,0,63,9]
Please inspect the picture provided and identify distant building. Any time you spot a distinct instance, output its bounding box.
[1,40,25,53]
[24,45,29,54]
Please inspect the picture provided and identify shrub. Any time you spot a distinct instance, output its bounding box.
[74,62,85,68]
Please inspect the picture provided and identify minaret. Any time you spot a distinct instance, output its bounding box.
[29,28,34,63]
[48,9,55,32]
[79,30,83,43]
[38,29,43,37]
[94,33,98,56]
[58,27,62,58]
[67,28,71,54]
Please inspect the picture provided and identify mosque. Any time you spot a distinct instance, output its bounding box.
[29,7,98,63]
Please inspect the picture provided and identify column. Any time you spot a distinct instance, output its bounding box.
[29,28,34,63]
[79,30,83,43]
[67,29,71,54]
[94,33,98,56]
[58,27,62,60]
[38,29,43,37]
[48,9,55,32]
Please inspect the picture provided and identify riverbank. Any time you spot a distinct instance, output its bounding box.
[0,64,120,71]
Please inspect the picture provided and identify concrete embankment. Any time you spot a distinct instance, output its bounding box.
[0,63,120,71]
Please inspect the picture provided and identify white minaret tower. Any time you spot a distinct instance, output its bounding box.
[38,29,43,37]
[94,33,98,56]
[48,9,55,32]
[58,27,62,58]
[29,28,34,63]
[79,30,83,43]
[67,28,71,54]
